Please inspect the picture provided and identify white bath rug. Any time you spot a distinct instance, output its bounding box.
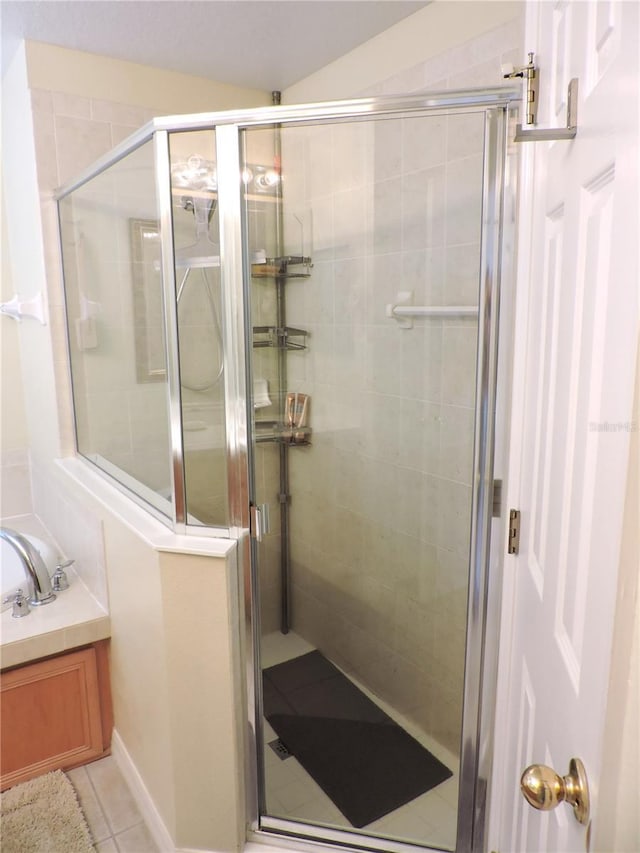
[0,769,93,852]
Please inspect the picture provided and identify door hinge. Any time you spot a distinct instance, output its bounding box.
[508,508,521,555]
[250,503,270,542]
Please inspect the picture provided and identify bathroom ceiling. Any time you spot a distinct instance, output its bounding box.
[1,1,429,90]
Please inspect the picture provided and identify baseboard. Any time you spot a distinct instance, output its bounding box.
[113,729,315,853]
[110,729,177,853]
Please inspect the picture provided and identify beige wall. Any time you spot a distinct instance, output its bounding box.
[284,1,524,103]
[37,459,244,851]
[26,41,271,115]
[1,42,62,471]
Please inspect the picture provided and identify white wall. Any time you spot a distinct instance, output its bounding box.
[1,42,62,471]
[0,194,31,518]
[594,343,640,852]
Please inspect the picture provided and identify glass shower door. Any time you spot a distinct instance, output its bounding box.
[242,107,498,852]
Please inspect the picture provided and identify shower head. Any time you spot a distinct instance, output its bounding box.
[175,190,220,269]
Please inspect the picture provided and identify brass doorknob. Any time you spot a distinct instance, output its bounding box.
[520,757,590,825]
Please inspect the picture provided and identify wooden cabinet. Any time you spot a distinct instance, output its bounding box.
[0,641,113,791]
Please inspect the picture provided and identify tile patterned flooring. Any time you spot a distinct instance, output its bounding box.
[67,756,158,852]
[261,631,459,851]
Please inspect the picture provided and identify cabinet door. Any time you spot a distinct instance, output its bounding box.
[1,646,104,790]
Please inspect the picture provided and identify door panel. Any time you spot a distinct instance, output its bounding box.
[495,2,638,850]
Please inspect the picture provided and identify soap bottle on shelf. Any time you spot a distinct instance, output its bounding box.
[284,392,310,443]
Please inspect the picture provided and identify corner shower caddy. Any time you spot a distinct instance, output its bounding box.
[251,252,313,634]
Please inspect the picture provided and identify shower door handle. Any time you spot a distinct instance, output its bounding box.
[250,503,270,541]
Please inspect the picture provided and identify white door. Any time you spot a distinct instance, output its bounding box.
[491,1,638,851]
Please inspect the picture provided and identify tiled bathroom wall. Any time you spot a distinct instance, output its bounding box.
[31,92,232,527]
[268,16,523,755]
[0,450,33,519]
[29,87,160,478]
[58,136,176,506]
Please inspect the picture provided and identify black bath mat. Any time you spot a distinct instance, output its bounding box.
[263,650,452,828]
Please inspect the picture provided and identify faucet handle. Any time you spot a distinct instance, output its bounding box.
[52,560,73,592]
[12,589,30,618]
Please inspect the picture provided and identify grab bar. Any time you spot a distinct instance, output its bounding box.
[386,302,478,328]
[387,305,478,317]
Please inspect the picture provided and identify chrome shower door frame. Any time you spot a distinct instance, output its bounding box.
[212,91,517,853]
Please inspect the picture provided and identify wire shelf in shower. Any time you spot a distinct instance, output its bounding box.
[253,325,308,351]
[251,255,313,279]
[254,420,312,446]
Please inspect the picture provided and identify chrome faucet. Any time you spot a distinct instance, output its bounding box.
[0,528,56,606]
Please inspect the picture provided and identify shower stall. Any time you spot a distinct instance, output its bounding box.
[57,88,517,853]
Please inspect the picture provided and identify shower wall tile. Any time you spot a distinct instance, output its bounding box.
[402,114,447,173]
[90,99,148,128]
[445,154,483,246]
[55,114,112,186]
[332,122,371,191]
[333,187,369,259]
[447,58,509,91]
[0,450,33,518]
[398,398,441,473]
[111,124,140,146]
[30,459,109,609]
[31,109,59,189]
[444,243,481,305]
[30,88,53,114]
[333,257,367,322]
[399,322,442,402]
[379,63,427,97]
[53,92,91,119]
[446,113,485,163]
[366,252,402,324]
[373,177,402,254]
[304,260,334,324]
[367,327,401,394]
[373,120,402,181]
[439,404,475,484]
[402,247,445,306]
[309,195,335,262]
[441,325,478,407]
[437,480,473,560]
[278,18,524,752]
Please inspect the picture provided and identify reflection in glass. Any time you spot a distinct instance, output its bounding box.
[169,130,227,527]
[59,141,173,516]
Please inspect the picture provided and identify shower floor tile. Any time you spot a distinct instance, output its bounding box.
[261,630,459,850]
